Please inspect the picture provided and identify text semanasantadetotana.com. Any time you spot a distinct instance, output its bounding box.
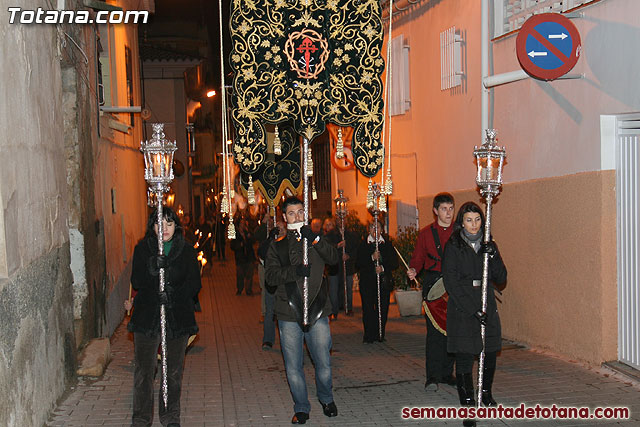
[7,7,149,25]
[401,404,630,420]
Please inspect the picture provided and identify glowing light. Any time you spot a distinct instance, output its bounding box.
[207,90,216,98]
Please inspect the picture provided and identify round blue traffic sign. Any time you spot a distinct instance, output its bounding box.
[516,13,581,81]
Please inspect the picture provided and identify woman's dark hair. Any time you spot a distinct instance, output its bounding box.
[450,202,485,246]
[145,206,183,240]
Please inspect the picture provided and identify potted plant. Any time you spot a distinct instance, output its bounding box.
[391,225,423,316]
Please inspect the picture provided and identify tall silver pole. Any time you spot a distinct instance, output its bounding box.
[372,183,382,341]
[336,190,348,315]
[374,212,382,341]
[473,128,506,409]
[141,123,176,408]
[476,193,493,408]
[340,215,347,314]
[155,190,169,408]
[302,136,310,326]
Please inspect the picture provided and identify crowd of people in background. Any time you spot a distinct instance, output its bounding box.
[125,192,507,427]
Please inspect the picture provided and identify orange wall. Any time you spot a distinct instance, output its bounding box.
[413,171,617,365]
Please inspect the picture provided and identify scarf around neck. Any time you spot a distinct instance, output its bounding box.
[461,229,482,252]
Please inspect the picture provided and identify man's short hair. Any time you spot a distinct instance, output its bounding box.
[282,196,303,212]
[433,192,454,210]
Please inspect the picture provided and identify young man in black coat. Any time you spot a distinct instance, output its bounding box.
[356,219,399,343]
[230,217,257,295]
[264,197,340,424]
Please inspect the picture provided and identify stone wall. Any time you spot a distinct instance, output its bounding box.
[0,3,77,425]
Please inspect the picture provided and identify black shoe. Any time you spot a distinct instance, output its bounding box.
[346,310,354,316]
[262,342,273,350]
[456,374,476,406]
[363,337,374,344]
[235,291,242,295]
[442,374,457,386]
[320,401,338,417]
[246,290,253,295]
[482,390,497,406]
[424,377,438,391]
[291,412,309,424]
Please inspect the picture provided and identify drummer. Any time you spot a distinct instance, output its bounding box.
[407,193,456,391]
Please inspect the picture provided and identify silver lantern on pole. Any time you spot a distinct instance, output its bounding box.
[473,129,505,408]
[140,123,177,407]
[334,190,349,315]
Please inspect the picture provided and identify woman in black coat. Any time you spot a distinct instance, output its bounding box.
[128,207,201,427]
[442,202,507,409]
[356,219,399,343]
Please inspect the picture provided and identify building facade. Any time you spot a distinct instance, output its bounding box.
[334,0,639,367]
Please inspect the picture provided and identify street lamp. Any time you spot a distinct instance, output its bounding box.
[473,129,506,408]
[334,190,349,315]
[140,123,177,408]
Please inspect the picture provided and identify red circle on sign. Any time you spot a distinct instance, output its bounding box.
[516,13,581,81]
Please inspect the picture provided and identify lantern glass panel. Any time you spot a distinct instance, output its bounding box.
[478,156,501,181]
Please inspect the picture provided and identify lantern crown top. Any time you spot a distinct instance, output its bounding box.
[152,123,166,141]
[485,129,497,145]
[334,189,349,203]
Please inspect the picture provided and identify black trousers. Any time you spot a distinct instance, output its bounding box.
[425,314,455,381]
[235,261,255,294]
[132,333,189,427]
[360,285,390,341]
[455,351,497,375]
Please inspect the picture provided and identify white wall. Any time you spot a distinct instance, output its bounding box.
[492,0,640,181]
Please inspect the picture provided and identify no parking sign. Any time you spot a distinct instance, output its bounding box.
[516,13,581,81]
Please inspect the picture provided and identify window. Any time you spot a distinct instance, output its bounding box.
[125,45,135,126]
[440,26,464,90]
[389,34,410,116]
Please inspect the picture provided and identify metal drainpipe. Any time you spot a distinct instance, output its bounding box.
[481,0,490,138]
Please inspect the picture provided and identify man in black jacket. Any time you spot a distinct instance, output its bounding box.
[265,197,339,425]
[230,217,256,295]
[356,219,399,343]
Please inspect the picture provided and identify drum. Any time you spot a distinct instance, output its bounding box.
[424,277,448,335]
[426,277,446,301]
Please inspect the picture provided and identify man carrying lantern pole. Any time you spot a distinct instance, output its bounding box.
[265,195,339,424]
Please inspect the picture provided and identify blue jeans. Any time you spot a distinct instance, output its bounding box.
[278,317,333,413]
[328,275,340,315]
[263,290,276,345]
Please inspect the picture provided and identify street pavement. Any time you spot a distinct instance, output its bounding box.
[48,255,640,426]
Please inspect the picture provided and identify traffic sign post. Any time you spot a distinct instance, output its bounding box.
[516,13,581,81]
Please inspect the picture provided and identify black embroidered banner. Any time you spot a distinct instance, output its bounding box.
[229,0,385,182]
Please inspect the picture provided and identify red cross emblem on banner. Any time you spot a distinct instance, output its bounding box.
[285,29,329,80]
[297,37,318,76]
